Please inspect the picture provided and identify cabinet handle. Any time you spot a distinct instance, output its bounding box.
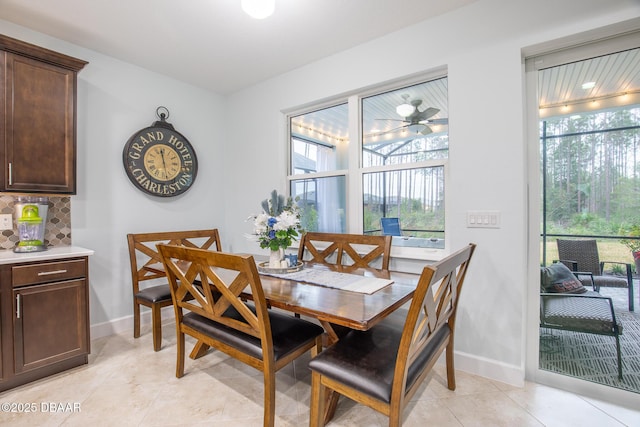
[16,294,21,319]
[8,162,12,186]
[37,269,68,276]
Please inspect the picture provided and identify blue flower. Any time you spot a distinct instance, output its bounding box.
[268,217,278,227]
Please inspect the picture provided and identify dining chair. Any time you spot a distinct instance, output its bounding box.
[308,243,476,427]
[556,239,634,311]
[157,244,324,427]
[297,232,393,271]
[126,229,222,351]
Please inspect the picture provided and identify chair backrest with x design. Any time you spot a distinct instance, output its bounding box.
[126,229,222,351]
[158,244,324,427]
[159,245,270,344]
[128,229,222,295]
[393,243,476,400]
[297,232,392,271]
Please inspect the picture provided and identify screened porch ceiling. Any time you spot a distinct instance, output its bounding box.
[292,47,640,150]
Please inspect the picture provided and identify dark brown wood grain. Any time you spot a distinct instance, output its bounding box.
[0,35,87,194]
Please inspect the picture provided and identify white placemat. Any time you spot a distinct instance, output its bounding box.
[263,268,393,294]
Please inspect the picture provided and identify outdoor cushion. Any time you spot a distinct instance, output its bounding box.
[541,292,620,334]
[540,263,587,294]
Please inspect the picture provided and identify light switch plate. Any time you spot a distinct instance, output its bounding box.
[467,211,501,228]
[0,214,12,230]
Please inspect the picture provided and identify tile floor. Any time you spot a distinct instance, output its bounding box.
[1,320,639,427]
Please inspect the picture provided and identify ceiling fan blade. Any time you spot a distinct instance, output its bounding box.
[372,124,410,136]
[419,125,433,135]
[375,118,407,123]
[425,117,448,125]
[418,118,449,125]
[413,107,439,122]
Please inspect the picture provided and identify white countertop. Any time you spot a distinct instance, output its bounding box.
[0,246,94,265]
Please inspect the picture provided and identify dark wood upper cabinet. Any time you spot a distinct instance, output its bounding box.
[0,35,87,194]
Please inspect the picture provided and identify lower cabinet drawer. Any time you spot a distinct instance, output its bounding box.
[12,259,86,287]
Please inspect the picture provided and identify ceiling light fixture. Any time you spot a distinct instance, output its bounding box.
[396,103,415,117]
[241,0,275,19]
[396,94,415,117]
[581,81,596,90]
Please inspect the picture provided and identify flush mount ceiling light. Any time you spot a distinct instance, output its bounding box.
[582,81,596,90]
[396,103,415,117]
[396,94,415,117]
[242,0,275,19]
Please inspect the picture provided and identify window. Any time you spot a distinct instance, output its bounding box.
[288,74,448,251]
[290,104,348,233]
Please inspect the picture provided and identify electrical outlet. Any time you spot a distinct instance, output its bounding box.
[0,214,12,230]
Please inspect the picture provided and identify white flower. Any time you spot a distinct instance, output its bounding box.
[274,210,299,230]
[253,213,269,233]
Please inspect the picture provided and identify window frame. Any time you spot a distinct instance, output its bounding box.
[286,70,449,260]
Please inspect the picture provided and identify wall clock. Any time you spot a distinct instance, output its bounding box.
[122,107,198,197]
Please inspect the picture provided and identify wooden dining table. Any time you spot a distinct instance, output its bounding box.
[257,262,418,340]
[187,259,420,352]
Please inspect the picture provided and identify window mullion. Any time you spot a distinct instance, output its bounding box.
[347,94,362,233]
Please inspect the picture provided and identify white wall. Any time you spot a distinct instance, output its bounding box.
[223,0,640,387]
[0,21,228,332]
[1,0,638,390]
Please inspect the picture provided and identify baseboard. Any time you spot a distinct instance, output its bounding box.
[90,306,174,340]
[454,350,525,387]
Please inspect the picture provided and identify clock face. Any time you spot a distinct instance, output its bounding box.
[123,122,198,197]
[143,145,181,181]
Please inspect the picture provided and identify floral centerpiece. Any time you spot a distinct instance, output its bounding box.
[248,190,303,267]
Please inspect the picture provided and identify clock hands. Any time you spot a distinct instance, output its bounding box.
[159,147,168,179]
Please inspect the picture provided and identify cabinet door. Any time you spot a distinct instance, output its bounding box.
[0,290,3,383]
[13,279,88,374]
[1,52,76,193]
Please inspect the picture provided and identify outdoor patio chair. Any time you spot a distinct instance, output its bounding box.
[540,262,623,379]
[556,239,635,311]
[380,217,402,236]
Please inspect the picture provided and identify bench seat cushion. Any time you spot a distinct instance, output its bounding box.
[182,307,324,362]
[135,284,172,303]
[308,310,450,403]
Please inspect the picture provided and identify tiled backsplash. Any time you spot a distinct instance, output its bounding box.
[0,195,72,250]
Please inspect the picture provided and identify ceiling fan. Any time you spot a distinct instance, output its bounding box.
[376,95,448,136]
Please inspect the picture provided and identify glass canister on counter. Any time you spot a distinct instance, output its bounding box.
[14,196,49,253]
